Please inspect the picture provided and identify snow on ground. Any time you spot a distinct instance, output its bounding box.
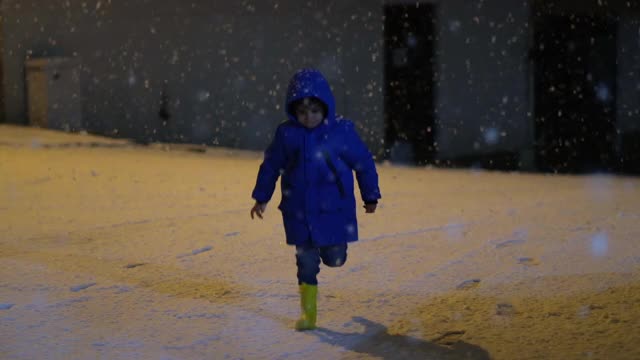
[1,124,639,359]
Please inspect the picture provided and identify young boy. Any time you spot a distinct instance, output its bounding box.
[250,68,381,330]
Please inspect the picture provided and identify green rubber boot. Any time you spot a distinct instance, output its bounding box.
[295,283,317,331]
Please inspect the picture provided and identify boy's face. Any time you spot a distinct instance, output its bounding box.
[295,98,325,129]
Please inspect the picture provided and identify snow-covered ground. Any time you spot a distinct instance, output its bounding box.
[1,124,639,360]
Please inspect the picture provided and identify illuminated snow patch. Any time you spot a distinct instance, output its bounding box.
[585,176,613,202]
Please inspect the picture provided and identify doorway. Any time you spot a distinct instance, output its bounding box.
[532,13,617,173]
[0,6,4,123]
[383,3,436,165]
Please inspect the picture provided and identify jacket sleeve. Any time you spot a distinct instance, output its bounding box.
[252,124,287,203]
[340,122,381,203]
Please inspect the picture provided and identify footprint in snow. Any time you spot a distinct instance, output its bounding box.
[124,263,147,269]
[456,279,480,290]
[495,239,525,249]
[517,257,539,266]
[431,330,466,346]
[177,246,213,259]
[496,303,515,316]
[70,283,97,292]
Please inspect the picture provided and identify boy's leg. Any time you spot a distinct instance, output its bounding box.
[295,245,320,330]
[319,244,348,267]
[295,245,321,285]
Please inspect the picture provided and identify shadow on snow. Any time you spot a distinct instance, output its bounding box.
[313,316,491,360]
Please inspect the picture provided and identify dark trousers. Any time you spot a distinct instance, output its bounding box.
[295,244,348,285]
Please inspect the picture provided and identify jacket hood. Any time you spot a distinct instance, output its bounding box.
[284,68,336,126]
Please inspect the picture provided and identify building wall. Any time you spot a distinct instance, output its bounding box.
[0,1,5,123]
[6,1,635,165]
[431,0,531,160]
[1,0,384,152]
[1,0,533,160]
[533,0,640,168]
[535,0,640,136]
[618,16,640,134]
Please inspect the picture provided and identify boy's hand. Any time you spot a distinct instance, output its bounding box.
[363,203,377,213]
[250,202,267,219]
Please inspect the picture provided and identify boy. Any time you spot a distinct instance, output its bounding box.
[250,68,381,330]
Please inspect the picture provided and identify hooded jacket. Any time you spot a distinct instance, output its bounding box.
[252,68,381,246]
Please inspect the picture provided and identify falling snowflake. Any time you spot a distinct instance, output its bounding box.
[590,232,609,257]
[128,70,136,86]
[594,83,611,102]
[483,127,499,145]
[346,224,356,234]
[449,20,461,32]
[196,90,210,102]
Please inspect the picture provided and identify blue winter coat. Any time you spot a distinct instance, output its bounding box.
[252,68,381,247]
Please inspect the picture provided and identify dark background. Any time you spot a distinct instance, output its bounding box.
[1,0,639,174]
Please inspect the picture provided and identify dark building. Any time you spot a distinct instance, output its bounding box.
[1,0,639,173]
